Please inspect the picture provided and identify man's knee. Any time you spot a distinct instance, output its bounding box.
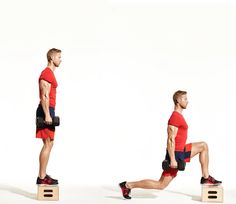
[158,185,166,190]
[155,177,172,190]
[43,139,54,149]
[158,182,168,190]
[48,141,54,149]
[201,141,208,151]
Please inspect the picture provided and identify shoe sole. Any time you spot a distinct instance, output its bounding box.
[37,184,58,186]
[201,183,222,186]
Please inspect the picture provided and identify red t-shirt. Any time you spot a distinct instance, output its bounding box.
[39,67,58,108]
[168,111,188,151]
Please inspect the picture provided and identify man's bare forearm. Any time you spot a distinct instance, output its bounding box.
[40,95,50,117]
[167,136,175,161]
[39,80,51,118]
[167,125,177,162]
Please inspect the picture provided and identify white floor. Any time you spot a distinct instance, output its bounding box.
[0,183,235,204]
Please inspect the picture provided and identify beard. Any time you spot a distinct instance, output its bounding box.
[180,104,187,109]
[53,61,60,67]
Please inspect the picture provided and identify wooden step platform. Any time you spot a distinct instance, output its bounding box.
[37,185,59,201]
[201,185,223,203]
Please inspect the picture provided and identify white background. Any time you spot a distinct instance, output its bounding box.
[0,0,236,192]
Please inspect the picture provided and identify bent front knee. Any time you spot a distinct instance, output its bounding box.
[201,141,208,150]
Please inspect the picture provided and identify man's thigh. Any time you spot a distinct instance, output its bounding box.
[190,142,204,158]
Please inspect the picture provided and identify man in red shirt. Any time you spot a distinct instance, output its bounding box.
[119,90,222,199]
[36,48,61,185]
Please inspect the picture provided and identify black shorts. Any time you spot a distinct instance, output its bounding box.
[36,104,55,131]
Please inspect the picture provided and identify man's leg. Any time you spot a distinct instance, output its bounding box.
[127,175,174,190]
[190,141,222,184]
[119,175,174,199]
[39,137,54,178]
[190,142,209,178]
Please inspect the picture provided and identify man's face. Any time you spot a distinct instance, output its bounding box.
[178,94,188,109]
[52,53,62,67]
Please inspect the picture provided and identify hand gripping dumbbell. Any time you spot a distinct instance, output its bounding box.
[36,116,60,128]
[162,159,186,171]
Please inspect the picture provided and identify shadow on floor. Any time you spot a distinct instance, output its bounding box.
[103,185,200,201]
[103,185,158,199]
[106,193,158,200]
[0,184,36,200]
[166,190,201,202]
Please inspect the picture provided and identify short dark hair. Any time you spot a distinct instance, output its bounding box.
[47,48,61,62]
[173,90,187,105]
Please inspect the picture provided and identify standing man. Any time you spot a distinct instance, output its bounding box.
[119,90,222,199]
[36,48,62,185]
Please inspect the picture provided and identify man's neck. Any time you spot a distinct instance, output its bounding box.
[47,63,56,72]
[174,106,183,114]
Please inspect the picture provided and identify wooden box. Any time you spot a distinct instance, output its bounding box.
[201,185,223,203]
[37,185,59,201]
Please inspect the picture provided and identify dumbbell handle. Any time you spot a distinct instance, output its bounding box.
[162,160,185,171]
[36,116,60,127]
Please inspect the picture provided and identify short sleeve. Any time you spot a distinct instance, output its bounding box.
[39,69,53,84]
[168,112,181,128]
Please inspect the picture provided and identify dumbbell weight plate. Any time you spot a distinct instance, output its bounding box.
[178,160,186,171]
[53,117,60,126]
[162,160,170,170]
[36,117,44,128]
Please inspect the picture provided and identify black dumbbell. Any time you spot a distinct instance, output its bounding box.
[36,116,60,128]
[162,159,186,171]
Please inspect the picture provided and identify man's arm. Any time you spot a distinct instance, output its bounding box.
[167,125,178,168]
[39,79,52,124]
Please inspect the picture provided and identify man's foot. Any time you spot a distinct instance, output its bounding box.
[119,181,131,199]
[36,175,59,185]
[200,175,222,185]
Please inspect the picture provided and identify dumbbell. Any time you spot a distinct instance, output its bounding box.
[36,116,60,128]
[162,159,186,171]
